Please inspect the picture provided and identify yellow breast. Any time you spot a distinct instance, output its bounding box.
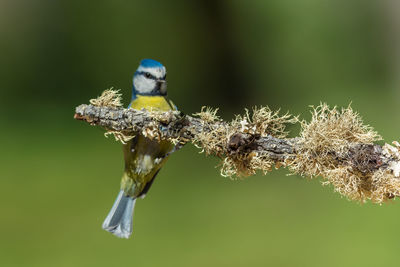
[129,95,175,111]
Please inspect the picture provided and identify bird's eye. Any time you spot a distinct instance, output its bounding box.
[145,73,152,79]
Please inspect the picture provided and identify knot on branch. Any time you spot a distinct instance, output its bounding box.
[191,107,297,177]
[348,144,385,174]
[228,133,256,153]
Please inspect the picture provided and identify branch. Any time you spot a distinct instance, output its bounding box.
[74,89,400,203]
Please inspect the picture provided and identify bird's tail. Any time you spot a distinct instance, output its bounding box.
[102,190,136,239]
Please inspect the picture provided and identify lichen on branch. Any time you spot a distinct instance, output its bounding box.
[74,89,400,203]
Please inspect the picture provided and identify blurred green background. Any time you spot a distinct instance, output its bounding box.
[2,0,400,266]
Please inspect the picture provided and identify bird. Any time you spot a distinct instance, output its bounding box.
[102,59,177,238]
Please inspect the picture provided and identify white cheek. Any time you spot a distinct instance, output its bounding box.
[134,76,156,94]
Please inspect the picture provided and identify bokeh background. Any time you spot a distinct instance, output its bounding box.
[2,0,400,266]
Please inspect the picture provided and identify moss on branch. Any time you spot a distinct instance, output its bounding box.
[74,89,400,203]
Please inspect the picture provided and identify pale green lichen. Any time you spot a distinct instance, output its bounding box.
[193,106,296,178]
[231,106,297,138]
[289,103,381,177]
[287,103,388,203]
[90,88,123,108]
[91,88,131,143]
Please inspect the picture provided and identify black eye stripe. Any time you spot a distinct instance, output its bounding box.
[137,71,157,80]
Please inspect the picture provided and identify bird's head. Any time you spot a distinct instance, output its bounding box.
[132,59,167,98]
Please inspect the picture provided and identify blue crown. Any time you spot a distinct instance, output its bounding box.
[139,59,164,68]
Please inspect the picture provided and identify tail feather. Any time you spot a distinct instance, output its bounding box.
[102,190,136,239]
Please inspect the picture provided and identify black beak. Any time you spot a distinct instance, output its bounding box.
[157,80,167,94]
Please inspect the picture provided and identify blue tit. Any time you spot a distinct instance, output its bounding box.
[102,59,177,238]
